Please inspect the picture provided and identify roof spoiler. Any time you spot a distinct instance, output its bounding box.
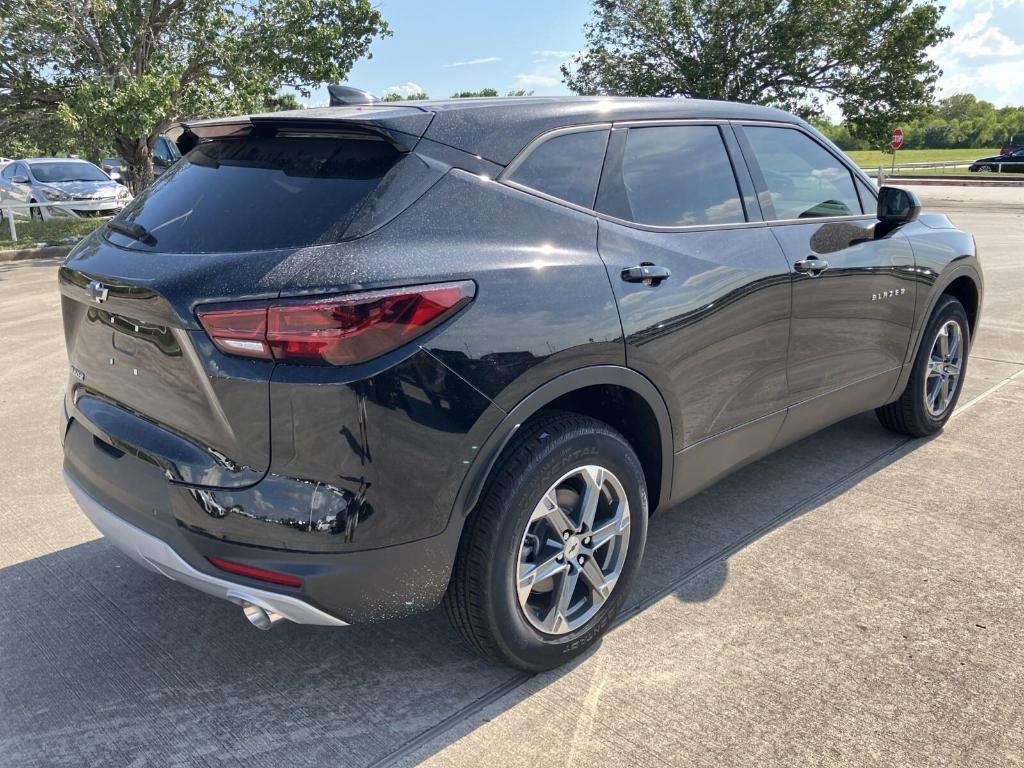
[327,85,379,106]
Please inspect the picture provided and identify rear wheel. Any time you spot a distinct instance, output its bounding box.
[876,295,970,437]
[444,412,648,671]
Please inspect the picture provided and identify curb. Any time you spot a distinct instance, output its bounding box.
[0,245,72,263]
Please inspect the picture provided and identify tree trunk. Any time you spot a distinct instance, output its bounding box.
[116,136,155,195]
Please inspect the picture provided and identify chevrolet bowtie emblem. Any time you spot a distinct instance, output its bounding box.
[86,280,109,303]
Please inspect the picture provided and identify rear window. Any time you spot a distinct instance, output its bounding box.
[107,136,401,253]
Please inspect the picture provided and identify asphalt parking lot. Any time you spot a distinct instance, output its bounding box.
[1,185,1022,767]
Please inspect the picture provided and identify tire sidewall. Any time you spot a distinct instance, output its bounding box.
[484,427,648,671]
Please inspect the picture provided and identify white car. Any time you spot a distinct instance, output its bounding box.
[0,157,132,220]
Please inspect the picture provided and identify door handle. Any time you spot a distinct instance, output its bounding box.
[794,256,829,276]
[622,264,672,285]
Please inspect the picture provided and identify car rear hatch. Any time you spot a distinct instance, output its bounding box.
[61,110,436,489]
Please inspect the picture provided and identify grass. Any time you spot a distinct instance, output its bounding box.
[0,215,105,251]
[844,148,999,169]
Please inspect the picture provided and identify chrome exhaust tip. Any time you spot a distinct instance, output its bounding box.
[242,601,285,630]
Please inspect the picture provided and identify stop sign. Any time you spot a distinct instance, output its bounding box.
[890,128,904,150]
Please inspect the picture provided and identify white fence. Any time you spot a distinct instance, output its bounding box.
[1,200,114,243]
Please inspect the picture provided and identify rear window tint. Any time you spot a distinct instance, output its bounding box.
[107,136,400,253]
[506,129,609,208]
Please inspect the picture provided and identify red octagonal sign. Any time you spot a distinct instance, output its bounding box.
[890,127,904,150]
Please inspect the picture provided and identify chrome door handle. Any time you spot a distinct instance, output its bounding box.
[794,257,829,276]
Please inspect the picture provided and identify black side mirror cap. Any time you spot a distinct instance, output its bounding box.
[877,186,921,224]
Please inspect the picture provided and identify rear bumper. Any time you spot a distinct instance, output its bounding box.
[65,470,347,626]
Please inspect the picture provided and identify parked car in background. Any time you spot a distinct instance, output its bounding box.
[969,148,1024,173]
[0,158,132,220]
[60,96,982,671]
[100,158,123,184]
[99,136,183,187]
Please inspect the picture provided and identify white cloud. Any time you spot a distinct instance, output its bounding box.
[442,56,502,68]
[513,72,562,89]
[928,1,1024,106]
[531,49,575,58]
[383,81,425,98]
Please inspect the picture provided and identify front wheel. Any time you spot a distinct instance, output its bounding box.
[444,412,648,671]
[876,295,970,437]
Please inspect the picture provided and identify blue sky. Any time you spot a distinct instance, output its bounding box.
[304,0,1024,109]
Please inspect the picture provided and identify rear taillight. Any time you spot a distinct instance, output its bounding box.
[197,281,475,366]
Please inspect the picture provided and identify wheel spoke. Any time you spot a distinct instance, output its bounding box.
[577,466,605,532]
[587,500,629,551]
[580,558,614,603]
[546,568,579,633]
[533,489,575,537]
[518,552,567,604]
[938,327,949,358]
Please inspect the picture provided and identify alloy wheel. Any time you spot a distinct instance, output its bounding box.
[515,465,630,635]
[924,319,964,418]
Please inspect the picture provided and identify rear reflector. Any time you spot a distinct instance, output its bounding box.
[197,281,474,366]
[207,557,302,587]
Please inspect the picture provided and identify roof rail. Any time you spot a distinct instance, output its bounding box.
[328,85,379,107]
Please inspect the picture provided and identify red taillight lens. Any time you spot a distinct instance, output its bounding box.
[196,304,271,359]
[207,556,302,587]
[197,281,474,366]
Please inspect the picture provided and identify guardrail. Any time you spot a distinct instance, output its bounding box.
[867,160,1012,185]
[1,200,114,243]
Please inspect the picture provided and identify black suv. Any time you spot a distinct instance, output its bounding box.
[60,96,982,670]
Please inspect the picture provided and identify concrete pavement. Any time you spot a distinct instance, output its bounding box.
[1,186,1022,767]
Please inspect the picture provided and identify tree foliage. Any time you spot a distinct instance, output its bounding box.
[381,91,429,101]
[564,0,951,143]
[815,94,1024,151]
[0,0,389,189]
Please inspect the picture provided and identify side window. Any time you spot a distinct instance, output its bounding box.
[743,126,861,220]
[154,138,171,162]
[598,125,745,227]
[506,129,609,208]
[14,163,28,179]
[1,164,14,180]
[855,177,877,215]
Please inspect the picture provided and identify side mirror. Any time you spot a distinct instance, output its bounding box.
[11,174,28,184]
[877,186,921,224]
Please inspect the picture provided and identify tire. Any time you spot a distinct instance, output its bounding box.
[876,294,970,437]
[29,201,43,221]
[444,411,649,671]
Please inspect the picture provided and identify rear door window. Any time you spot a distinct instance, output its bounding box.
[108,135,401,253]
[742,126,861,220]
[506,129,609,208]
[597,125,745,227]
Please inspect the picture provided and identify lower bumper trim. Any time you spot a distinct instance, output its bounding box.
[63,470,348,627]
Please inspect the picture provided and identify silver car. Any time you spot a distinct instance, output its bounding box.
[0,157,132,220]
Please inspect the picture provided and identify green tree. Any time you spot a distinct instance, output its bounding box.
[564,0,951,143]
[0,0,389,190]
[451,88,500,98]
[381,92,429,102]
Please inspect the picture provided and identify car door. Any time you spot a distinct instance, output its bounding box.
[733,123,918,442]
[1010,148,1024,173]
[6,163,32,213]
[594,122,793,497]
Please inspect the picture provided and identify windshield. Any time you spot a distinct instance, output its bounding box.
[31,162,110,183]
[107,135,401,253]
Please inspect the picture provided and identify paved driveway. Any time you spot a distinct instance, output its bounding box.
[1,186,1022,767]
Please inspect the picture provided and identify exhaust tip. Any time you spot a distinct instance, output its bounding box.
[242,601,284,630]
